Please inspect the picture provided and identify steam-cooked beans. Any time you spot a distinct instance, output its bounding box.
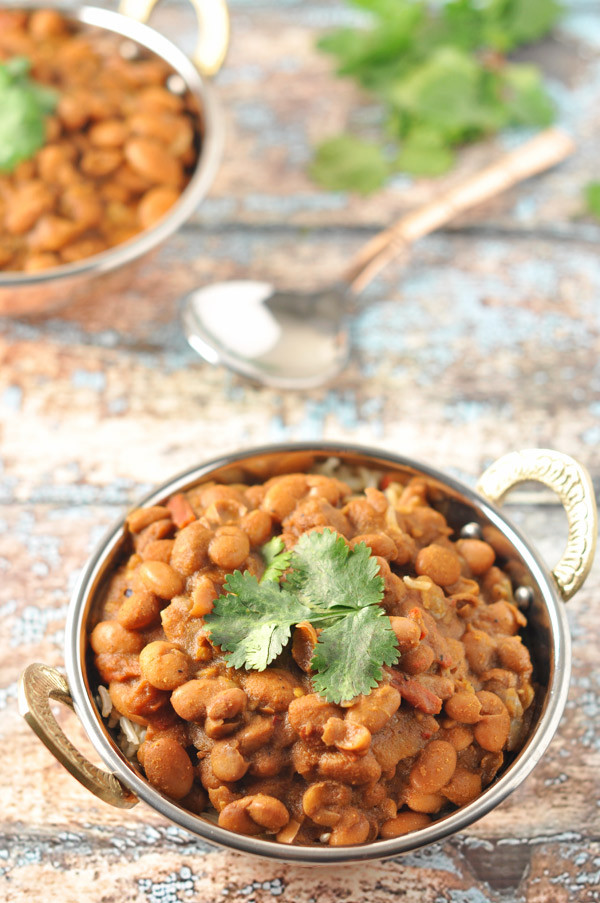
[90,463,536,847]
[0,9,200,274]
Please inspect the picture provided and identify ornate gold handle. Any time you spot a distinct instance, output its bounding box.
[118,0,230,75]
[19,663,138,809]
[476,449,597,601]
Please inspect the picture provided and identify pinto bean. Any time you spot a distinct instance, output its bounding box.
[138,561,185,599]
[143,738,194,800]
[291,621,318,672]
[210,741,249,783]
[124,137,183,186]
[171,677,236,722]
[380,812,431,838]
[322,717,372,753]
[28,214,77,252]
[410,741,457,793]
[404,788,445,814]
[170,522,212,576]
[328,808,371,845]
[444,691,482,725]
[207,688,247,722]
[244,669,299,713]
[90,620,144,655]
[89,119,128,147]
[441,767,482,806]
[302,781,352,826]
[415,544,461,586]
[117,590,161,630]
[139,641,192,690]
[346,686,401,733]
[5,181,54,234]
[241,509,273,547]
[398,643,435,675]
[190,575,217,617]
[389,616,421,652]
[208,526,250,570]
[138,186,180,229]
[457,539,496,575]
[349,533,397,559]
[127,506,171,533]
[219,794,288,835]
[318,749,382,786]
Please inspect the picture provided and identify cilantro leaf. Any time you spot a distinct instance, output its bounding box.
[584,182,600,220]
[287,529,385,610]
[501,64,554,127]
[311,0,561,189]
[310,135,390,194]
[204,571,310,671]
[311,605,398,703]
[0,57,58,173]
[260,536,292,584]
[204,529,393,702]
[394,126,455,176]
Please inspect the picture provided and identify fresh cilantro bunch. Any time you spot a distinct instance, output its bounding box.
[204,530,399,704]
[311,0,562,191]
[0,57,58,173]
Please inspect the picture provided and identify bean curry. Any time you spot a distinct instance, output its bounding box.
[90,457,536,846]
[0,9,199,273]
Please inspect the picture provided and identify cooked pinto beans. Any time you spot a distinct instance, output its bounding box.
[0,9,200,277]
[91,464,537,847]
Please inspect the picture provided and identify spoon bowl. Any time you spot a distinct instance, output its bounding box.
[182,279,349,389]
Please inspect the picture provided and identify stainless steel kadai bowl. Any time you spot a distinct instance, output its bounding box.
[19,444,597,864]
[0,0,228,317]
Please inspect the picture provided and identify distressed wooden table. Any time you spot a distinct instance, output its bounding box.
[1,1,600,901]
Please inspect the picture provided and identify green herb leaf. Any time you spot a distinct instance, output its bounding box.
[310,135,390,194]
[311,604,399,704]
[260,536,292,584]
[585,182,600,220]
[287,529,385,610]
[204,529,396,702]
[0,57,58,173]
[501,64,554,127]
[311,0,561,190]
[204,571,310,671]
[394,126,455,176]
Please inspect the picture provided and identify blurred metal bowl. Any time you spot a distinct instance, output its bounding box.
[19,442,597,863]
[0,2,228,317]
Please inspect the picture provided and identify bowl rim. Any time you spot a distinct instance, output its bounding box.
[65,441,571,864]
[0,4,224,287]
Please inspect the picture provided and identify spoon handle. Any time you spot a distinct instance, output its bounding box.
[344,128,575,294]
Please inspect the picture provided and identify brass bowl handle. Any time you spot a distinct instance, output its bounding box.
[118,0,230,75]
[476,449,597,601]
[19,663,138,809]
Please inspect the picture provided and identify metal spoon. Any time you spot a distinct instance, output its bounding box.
[182,129,574,389]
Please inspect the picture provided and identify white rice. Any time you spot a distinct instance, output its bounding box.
[96,684,146,759]
[312,457,382,491]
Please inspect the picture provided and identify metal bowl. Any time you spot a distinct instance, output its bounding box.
[0,0,228,317]
[19,443,597,863]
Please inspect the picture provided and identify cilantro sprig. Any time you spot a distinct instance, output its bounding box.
[0,57,58,173]
[204,529,399,703]
[310,0,561,190]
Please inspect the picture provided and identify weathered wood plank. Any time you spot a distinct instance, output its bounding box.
[1,228,599,498]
